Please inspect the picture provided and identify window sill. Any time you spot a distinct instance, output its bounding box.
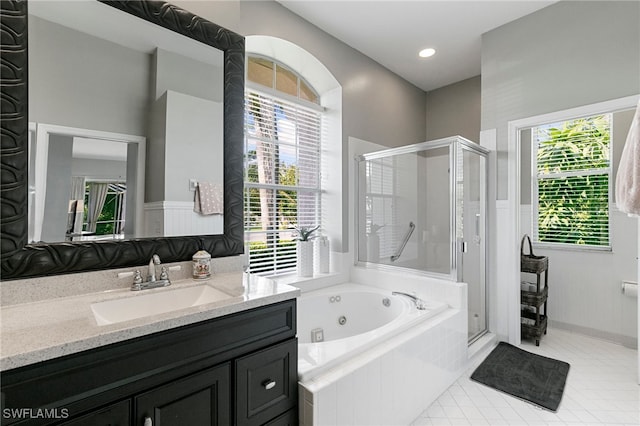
[532,242,612,253]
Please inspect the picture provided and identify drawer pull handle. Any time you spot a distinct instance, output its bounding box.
[144,417,153,426]
[262,379,276,390]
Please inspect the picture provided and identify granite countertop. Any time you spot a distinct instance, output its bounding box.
[1,272,299,370]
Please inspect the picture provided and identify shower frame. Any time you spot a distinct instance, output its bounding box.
[355,136,489,340]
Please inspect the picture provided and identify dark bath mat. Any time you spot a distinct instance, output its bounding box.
[470,341,570,412]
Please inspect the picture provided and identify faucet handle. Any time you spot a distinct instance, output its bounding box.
[159,266,169,281]
[132,270,143,290]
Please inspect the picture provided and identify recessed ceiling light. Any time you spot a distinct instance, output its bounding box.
[418,48,436,58]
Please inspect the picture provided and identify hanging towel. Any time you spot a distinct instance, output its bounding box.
[194,182,224,215]
[615,99,640,216]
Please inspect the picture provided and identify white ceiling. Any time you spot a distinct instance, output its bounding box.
[277,1,556,92]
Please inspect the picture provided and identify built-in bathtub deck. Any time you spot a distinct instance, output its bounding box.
[296,280,467,426]
[297,283,449,382]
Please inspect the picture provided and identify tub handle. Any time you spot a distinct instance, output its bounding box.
[262,379,276,390]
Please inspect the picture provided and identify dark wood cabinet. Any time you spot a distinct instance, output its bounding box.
[135,363,231,426]
[58,401,130,426]
[236,339,297,426]
[1,300,297,426]
[262,409,298,426]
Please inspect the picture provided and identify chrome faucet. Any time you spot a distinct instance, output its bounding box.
[392,291,427,310]
[148,254,160,282]
[131,254,171,291]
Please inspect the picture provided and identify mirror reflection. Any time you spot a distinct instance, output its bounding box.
[28,0,225,243]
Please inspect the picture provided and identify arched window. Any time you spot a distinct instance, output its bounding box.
[244,55,324,274]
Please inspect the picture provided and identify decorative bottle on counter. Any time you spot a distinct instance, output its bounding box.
[296,240,314,277]
[315,236,330,274]
[192,249,211,279]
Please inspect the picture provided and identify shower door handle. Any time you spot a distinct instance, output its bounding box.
[458,238,467,253]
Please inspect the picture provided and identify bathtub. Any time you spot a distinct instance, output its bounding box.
[297,280,467,426]
[297,283,448,381]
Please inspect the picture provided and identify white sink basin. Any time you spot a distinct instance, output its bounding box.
[91,284,234,326]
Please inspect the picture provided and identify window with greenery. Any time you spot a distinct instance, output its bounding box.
[244,56,322,274]
[83,182,126,239]
[532,114,611,248]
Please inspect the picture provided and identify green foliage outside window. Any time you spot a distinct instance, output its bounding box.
[95,193,118,235]
[535,115,610,246]
[247,240,297,273]
[83,185,125,237]
[245,150,299,230]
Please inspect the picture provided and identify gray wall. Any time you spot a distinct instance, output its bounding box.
[483,0,640,345]
[147,94,168,203]
[146,49,225,203]
[426,76,481,143]
[42,135,73,242]
[28,15,150,136]
[152,48,223,102]
[164,92,223,201]
[236,1,426,146]
[171,0,428,252]
[72,158,126,182]
[481,0,640,199]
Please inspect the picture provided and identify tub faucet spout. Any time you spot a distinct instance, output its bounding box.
[392,291,427,310]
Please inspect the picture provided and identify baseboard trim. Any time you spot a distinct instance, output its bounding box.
[549,320,637,349]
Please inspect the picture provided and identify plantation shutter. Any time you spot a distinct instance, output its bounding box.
[533,114,611,247]
[244,89,322,274]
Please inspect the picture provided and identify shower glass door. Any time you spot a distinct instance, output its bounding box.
[459,145,487,343]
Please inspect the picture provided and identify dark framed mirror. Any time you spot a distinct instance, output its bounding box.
[0,0,245,280]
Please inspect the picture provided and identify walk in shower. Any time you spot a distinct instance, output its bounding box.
[356,136,489,343]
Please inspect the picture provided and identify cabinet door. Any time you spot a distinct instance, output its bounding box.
[59,400,131,426]
[134,363,230,426]
[236,339,297,426]
[263,408,298,426]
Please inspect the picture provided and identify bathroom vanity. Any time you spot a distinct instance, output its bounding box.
[0,1,287,423]
[0,274,299,426]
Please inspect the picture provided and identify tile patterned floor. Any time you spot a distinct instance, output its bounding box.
[411,328,639,425]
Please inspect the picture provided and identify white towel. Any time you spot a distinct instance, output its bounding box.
[194,182,224,215]
[615,100,640,216]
